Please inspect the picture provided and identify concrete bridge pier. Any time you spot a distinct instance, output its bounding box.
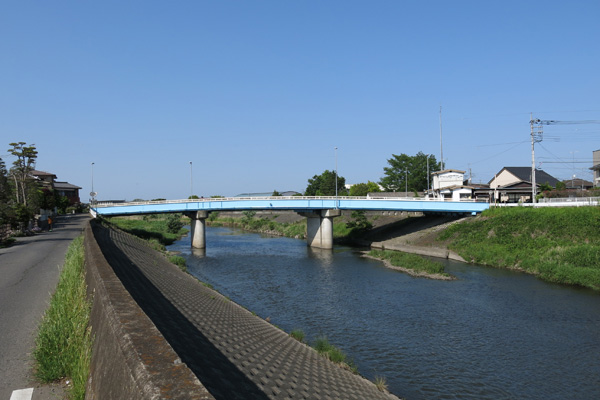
[187,211,209,249]
[298,209,341,249]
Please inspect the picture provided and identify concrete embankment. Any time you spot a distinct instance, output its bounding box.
[84,220,398,399]
[84,222,212,399]
[357,214,468,262]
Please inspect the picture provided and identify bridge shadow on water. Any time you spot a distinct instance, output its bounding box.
[93,224,269,400]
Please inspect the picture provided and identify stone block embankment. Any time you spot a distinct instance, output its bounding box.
[84,221,213,399]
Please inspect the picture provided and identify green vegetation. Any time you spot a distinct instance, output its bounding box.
[349,181,381,196]
[438,207,600,290]
[380,151,441,192]
[105,215,189,272]
[312,336,357,373]
[208,214,308,239]
[34,236,92,400]
[106,214,188,248]
[168,255,187,272]
[304,169,347,196]
[368,249,447,276]
[207,211,376,241]
[290,329,305,342]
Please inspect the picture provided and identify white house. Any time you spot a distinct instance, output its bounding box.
[430,169,473,200]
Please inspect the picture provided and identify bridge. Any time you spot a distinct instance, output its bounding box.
[92,196,489,249]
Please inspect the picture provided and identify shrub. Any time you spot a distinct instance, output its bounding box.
[166,213,184,234]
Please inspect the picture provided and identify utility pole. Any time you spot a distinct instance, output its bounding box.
[189,161,193,198]
[335,147,338,206]
[530,114,543,203]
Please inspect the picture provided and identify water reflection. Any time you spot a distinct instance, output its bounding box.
[191,248,206,258]
[306,247,334,264]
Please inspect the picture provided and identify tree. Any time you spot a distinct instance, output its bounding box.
[7,142,38,206]
[0,157,12,224]
[380,152,440,193]
[349,181,381,197]
[304,170,347,196]
[272,190,281,196]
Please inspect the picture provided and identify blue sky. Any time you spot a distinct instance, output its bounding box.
[2,1,599,201]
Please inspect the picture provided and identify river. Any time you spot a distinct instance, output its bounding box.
[168,226,600,400]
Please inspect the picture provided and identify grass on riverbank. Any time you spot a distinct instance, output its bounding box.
[34,235,92,400]
[207,212,367,241]
[367,249,448,276]
[106,215,188,249]
[105,216,189,271]
[438,207,600,290]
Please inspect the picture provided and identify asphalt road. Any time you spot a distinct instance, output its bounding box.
[0,214,89,399]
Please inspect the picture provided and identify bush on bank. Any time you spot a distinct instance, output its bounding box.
[438,207,600,290]
[34,235,92,400]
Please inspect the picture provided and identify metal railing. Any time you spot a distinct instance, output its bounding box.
[95,196,484,208]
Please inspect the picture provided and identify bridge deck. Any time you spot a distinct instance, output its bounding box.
[92,223,398,399]
[94,196,489,216]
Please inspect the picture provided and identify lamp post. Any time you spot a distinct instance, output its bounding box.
[90,162,96,211]
[405,170,408,197]
[335,147,338,206]
[189,161,193,198]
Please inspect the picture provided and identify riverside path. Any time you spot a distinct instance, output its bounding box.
[92,221,399,399]
[0,214,89,400]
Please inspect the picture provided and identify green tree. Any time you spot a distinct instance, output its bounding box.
[0,157,12,224]
[380,152,440,192]
[7,142,38,206]
[272,190,281,196]
[305,170,347,196]
[349,181,381,196]
[166,213,184,233]
[555,181,566,191]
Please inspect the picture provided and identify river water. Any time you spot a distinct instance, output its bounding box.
[168,226,600,400]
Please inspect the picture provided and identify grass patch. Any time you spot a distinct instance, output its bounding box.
[368,249,447,276]
[106,215,188,246]
[374,376,388,392]
[34,235,92,400]
[438,207,600,290]
[312,336,357,373]
[290,329,305,343]
[168,255,187,272]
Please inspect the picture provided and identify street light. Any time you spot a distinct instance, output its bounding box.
[190,161,193,198]
[90,162,96,211]
[335,147,338,206]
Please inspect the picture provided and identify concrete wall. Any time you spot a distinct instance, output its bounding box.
[83,221,213,399]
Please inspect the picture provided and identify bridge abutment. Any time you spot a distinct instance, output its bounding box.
[188,211,209,249]
[298,209,341,249]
